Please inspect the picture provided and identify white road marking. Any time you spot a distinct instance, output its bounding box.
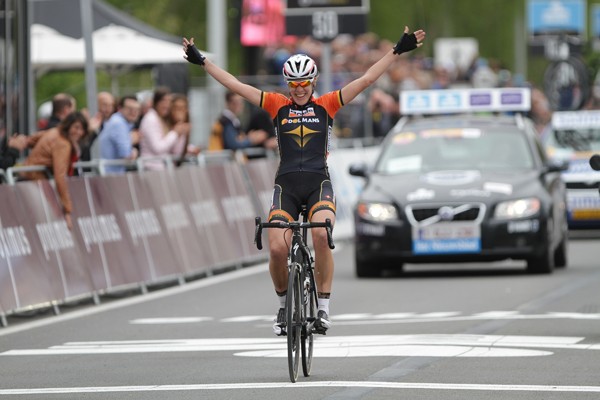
[3,334,599,357]
[128,311,600,326]
[130,317,213,324]
[2,381,600,395]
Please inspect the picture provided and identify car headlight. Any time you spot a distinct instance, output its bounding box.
[494,198,541,220]
[357,202,398,222]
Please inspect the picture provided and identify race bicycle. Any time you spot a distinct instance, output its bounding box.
[254,209,334,383]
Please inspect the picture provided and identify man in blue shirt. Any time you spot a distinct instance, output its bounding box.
[98,95,141,174]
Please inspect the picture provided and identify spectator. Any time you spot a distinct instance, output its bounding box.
[98,95,141,174]
[0,134,28,171]
[138,88,189,170]
[80,91,116,162]
[529,87,553,137]
[208,91,267,151]
[246,105,278,156]
[46,93,76,129]
[167,94,201,164]
[21,112,88,229]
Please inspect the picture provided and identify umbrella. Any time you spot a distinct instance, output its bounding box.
[31,24,85,74]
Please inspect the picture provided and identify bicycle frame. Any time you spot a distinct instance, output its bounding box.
[254,212,334,382]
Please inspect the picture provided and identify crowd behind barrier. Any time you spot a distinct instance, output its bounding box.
[0,145,378,326]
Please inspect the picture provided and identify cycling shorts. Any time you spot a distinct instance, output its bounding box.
[268,172,336,222]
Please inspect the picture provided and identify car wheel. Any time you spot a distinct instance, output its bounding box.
[526,246,555,274]
[527,218,556,274]
[554,237,568,268]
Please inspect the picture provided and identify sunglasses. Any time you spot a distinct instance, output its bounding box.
[288,80,313,88]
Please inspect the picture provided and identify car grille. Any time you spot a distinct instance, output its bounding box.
[566,181,600,189]
[406,203,485,225]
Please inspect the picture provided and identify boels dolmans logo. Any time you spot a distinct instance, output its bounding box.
[282,107,319,124]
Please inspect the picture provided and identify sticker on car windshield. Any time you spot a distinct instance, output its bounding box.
[386,155,422,173]
[392,132,417,145]
[412,223,481,254]
[420,128,481,139]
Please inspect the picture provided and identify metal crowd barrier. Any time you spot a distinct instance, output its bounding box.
[0,146,378,326]
[5,165,51,185]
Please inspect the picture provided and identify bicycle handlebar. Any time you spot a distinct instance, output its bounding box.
[254,217,335,250]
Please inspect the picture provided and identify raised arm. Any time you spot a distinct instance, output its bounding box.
[183,37,262,106]
[341,26,425,105]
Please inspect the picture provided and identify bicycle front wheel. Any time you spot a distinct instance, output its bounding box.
[302,270,317,377]
[286,263,302,383]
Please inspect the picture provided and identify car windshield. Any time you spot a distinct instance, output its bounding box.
[376,128,535,174]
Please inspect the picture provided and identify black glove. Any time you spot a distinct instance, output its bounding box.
[185,43,206,66]
[393,32,418,55]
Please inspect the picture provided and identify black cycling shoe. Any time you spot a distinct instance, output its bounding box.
[314,310,331,334]
[273,308,286,336]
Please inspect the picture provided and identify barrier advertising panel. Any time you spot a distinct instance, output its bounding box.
[2,181,69,310]
[27,178,94,300]
[243,158,277,219]
[138,169,211,275]
[178,165,243,268]
[173,167,218,269]
[207,162,262,260]
[122,173,184,280]
[69,176,145,291]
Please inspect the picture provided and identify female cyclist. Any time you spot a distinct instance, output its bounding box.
[183,27,426,335]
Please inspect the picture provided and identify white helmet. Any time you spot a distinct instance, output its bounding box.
[283,54,318,81]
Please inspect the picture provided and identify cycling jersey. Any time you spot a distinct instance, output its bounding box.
[261,91,344,178]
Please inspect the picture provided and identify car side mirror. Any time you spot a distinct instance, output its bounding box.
[545,159,569,173]
[590,154,600,171]
[348,163,369,178]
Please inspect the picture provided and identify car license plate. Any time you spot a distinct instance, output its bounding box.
[412,223,481,254]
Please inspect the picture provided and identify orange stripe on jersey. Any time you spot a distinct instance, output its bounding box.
[261,92,291,119]
[314,90,343,118]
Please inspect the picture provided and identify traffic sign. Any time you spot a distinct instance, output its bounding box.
[285,0,369,40]
[285,0,369,15]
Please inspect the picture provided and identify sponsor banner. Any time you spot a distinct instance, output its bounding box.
[1,181,69,310]
[243,158,277,220]
[138,170,211,275]
[177,166,239,267]
[70,176,149,289]
[32,178,94,300]
[205,162,261,261]
[119,173,184,280]
[171,167,216,269]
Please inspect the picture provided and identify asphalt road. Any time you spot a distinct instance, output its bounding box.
[1,231,600,399]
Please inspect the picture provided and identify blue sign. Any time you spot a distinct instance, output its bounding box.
[593,5,600,37]
[413,238,481,255]
[400,88,531,115]
[528,0,586,36]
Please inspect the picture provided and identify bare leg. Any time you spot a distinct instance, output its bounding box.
[268,226,291,293]
[310,209,335,293]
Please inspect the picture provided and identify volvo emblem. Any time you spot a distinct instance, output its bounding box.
[438,206,454,221]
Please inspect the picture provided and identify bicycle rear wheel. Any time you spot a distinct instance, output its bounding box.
[286,263,301,383]
[302,270,317,377]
